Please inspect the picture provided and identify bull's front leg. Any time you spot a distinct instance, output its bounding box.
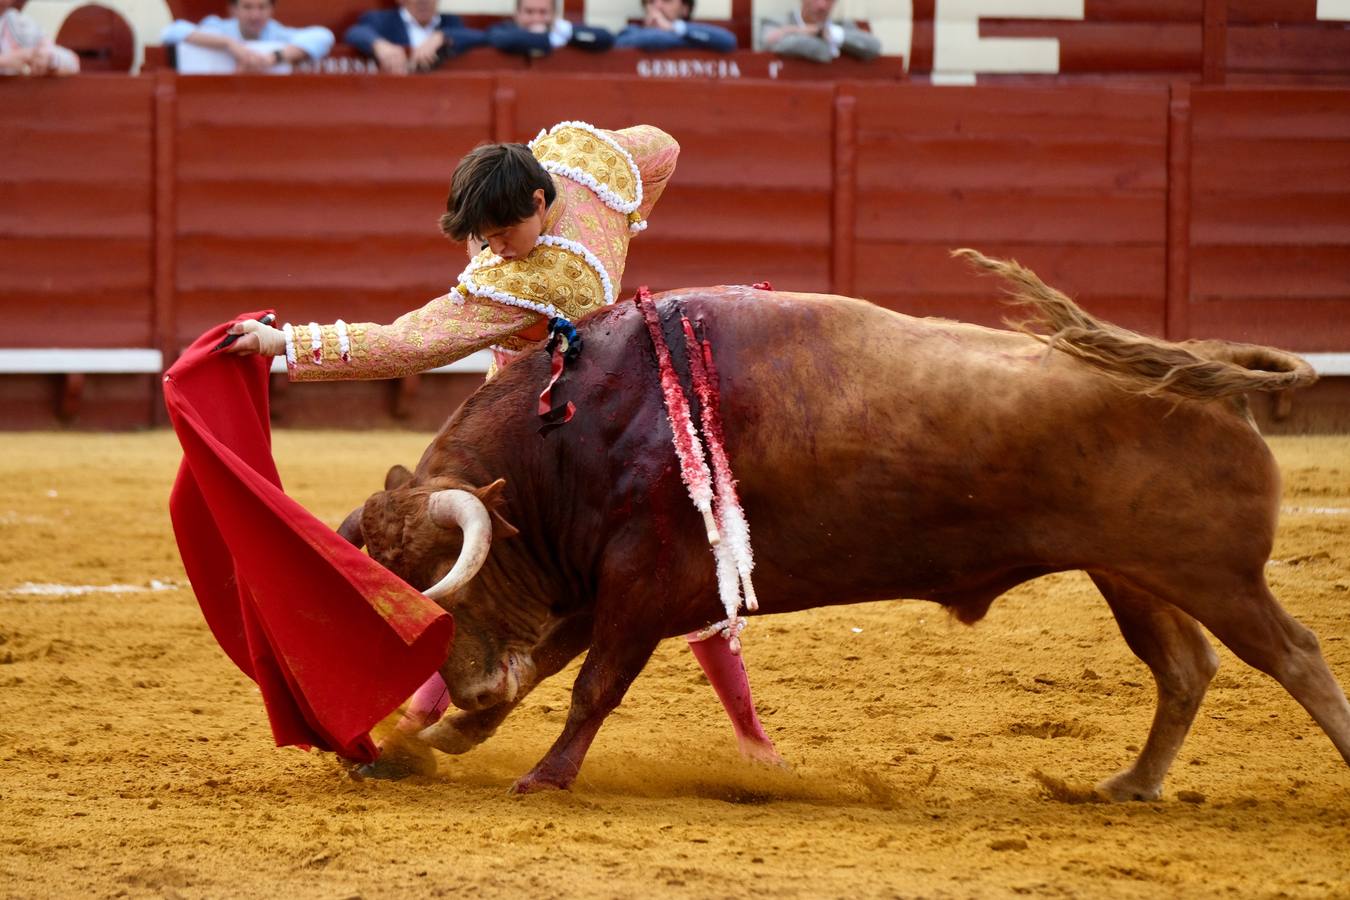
[419,701,518,755]
[420,612,594,755]
[511,626,664,794]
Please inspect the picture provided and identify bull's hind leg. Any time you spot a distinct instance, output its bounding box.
[1146,570,1350,770]
[1090,573,1220,801]
[686,635,781,764]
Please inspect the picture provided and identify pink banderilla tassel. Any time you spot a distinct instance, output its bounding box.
[682,315,759,614]
[636,287,720,547]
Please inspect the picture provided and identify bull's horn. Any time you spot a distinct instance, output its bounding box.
[336,506,365,549]
[423,489,492,601]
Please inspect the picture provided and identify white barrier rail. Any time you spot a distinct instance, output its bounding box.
[0,349,164,374]
[0,349,1343,377]
[0,348,493,375]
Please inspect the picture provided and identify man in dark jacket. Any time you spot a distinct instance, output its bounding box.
[614,0,736,52]
[487,0,613,57]
[344,0,486,73]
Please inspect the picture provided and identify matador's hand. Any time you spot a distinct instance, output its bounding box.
[223,318,286,357]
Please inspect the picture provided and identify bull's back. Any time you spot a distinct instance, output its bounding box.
[640,288,1281,609]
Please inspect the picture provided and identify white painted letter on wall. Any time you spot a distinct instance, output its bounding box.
[1317,0,1350,20]
[933,0,1084,81]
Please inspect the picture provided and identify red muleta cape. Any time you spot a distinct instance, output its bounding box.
[164,311,453,763]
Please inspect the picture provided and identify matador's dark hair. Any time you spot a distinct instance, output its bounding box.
[440,143,556,242]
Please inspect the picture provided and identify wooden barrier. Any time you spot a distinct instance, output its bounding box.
[1227,0,1350,83]
[1,72,1348,429]
[0,77,156,349]
[1186,85,1350,350]
[0,77,160,426]
[846,82,1170,335]
[169,74,497,348]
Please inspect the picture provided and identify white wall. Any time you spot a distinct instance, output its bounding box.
[25,0,172,73]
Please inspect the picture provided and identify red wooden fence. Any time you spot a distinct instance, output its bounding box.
[170,74,497,340]
[3,78,155,348]
[845,82,1170,334]
[1187,86,1350,347]
[1,73,1347,428]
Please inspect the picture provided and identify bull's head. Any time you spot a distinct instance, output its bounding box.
[344,465,535,712]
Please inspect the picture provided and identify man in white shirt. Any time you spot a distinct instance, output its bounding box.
[760,0,880,63]
[161,0,335,72]
[0,0,79,76]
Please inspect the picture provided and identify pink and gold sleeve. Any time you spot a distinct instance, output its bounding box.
[610,125,680,222]
[285,293,542,382]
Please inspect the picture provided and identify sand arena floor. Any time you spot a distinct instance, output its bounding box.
[1,431,1347,899]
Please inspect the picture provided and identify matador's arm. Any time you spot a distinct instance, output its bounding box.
[284,292,541,382]
[606,125,680,223]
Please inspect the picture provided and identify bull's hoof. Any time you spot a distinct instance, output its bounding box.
[1095,770,1163,802]
[510,769,571,794]
[356,737,438,781]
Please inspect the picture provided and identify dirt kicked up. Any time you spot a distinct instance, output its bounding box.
[1,431,1347,899]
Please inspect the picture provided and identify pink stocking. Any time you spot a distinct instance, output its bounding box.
[393,671,451,735]
[354,672,447,779]
[686,634,781,763]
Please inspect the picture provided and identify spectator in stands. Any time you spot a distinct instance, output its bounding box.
[345,0,487,74]
[161,0,334,71]
[760,0,879,63]
[0,0,79,76]
[615,0,736,53]
[487,0,613,58]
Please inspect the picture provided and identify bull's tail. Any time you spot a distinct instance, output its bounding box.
[953,249,1317,401]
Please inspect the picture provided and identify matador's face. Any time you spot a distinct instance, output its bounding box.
[475,189,547,261]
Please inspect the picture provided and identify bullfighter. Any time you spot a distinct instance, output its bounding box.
[225,121,779,775]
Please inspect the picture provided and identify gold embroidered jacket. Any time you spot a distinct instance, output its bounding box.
[286,123,679,381]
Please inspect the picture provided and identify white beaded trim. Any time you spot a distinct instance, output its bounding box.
[537,234,615,306]
[456,235,614,320]
[282,323,297,368]
[529,120,646,232]
[308,321,322,364]
[466,281,561,320]
[457,250,560,319]
[458,249,503,279]
[335,319,350,362]
[689,616,747,644]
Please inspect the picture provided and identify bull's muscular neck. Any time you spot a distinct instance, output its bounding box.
[419,370,609,629]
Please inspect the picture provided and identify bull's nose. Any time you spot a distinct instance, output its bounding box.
[453,661,510,711]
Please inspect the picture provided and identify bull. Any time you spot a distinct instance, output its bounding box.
[344,250,1350,797]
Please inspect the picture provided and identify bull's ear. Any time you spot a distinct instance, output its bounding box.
[474,478,520,540]
[336,505,365,549]
[385,464,413,491]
